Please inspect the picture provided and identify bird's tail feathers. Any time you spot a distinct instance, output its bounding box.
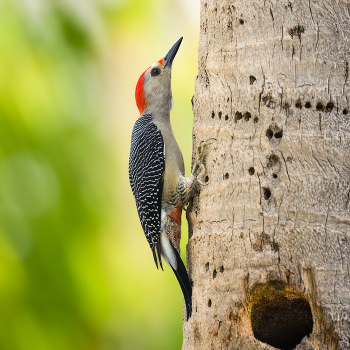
[152,242,164,271]
[171,248,192,321]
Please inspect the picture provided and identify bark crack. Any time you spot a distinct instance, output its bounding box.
[258,67,265,118]
[280,152,291,185]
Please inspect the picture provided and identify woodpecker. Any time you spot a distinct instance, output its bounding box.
[129,37,208,320]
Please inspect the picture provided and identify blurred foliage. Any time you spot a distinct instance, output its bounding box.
[0,0,199,349]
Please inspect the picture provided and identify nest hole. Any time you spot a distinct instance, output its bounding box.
[211,111,215,119]
[305,102,311,109]
[224,173,229,180]
[250,281,313,350]
[218,111,222,119]
[239,18,244,25]
[343,108,348,115]
[263,188,271,200]
[205,175,209,183]
[213,270,217,279]
[225,114,229,121]
[273,173,278,179]
[248,167,255,175]
[254,117,259,123]
[208,299,212,307]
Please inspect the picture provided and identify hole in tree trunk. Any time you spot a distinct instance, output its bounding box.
[325,102,334,112]
[316,102,324,111]
[295,100,302,109]
[235,111,243,122]
[263,187,271,200]
[249,75,256,85]
[244,112,251,121]
[274,131,283,139]
[266,129,273,140]
[249,281,313,350]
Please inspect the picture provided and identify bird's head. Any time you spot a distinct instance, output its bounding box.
[135,37,183,115]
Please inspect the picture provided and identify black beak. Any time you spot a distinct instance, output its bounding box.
[163,37,183,69]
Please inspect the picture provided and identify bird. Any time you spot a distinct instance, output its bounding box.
[129,37,209,320]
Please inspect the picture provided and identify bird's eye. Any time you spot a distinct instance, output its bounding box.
[151,68,161,77]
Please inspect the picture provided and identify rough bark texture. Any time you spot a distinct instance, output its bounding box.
[183,1,350,349]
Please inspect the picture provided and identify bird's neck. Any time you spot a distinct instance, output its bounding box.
[144,99,172,121]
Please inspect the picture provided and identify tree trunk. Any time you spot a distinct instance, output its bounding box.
[183,1,350,349]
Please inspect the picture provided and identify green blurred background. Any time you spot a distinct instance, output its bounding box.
[0,1,199,349]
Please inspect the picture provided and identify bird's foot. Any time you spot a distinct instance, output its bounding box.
[192,138,216,186]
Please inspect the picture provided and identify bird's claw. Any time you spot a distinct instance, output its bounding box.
[192,138,216,185]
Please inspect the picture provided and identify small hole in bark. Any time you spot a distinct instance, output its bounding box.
[248,167,255,175]
[212,111,215,119]
[235,111,242,122]
[305,102,311,109]
[224,173,229,180]
[273,173,278,179]
[343,108,348,115]
[225,114,229,120]
[295,100,302,109]
[250,75,256,85]
[205,175,209,183]
[325,102,334,112]
[213,270,217,278]
[239,18,244,24]
[316,102,324,111]
[263,188,271,200]
[227,97,230,102]
[274,131,283,139]
[205,262,209,271]
[266,129,273,140]
[219,266,224,273]
[208,299,212,307]
[254,117,259,123]
[250,281,313,350]
[244,112,251,121]
[218,111,222,119]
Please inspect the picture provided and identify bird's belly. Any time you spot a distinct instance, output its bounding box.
[161,205,183,253]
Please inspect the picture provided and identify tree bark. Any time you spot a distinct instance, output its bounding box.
[183,1,350,349]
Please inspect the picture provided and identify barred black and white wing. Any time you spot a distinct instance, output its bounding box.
[129,113,165,268]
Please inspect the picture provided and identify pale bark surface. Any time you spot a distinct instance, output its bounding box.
[183,1,350,349]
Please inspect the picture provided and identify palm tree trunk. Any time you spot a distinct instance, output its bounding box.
[183,1,350,349]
